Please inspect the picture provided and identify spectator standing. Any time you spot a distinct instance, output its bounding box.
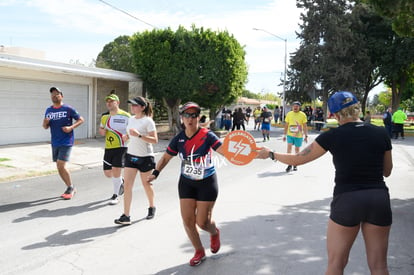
[257,91,393,275]
[274,106,280,124]
[232,107,246,131]
[364,111,372,124]
[245,106,252,125]
[383,107,393,138]
[222,108,232,131]
[304,106,313,126]
[42,87,84,199]
[392,107,407,139]
[314,106,324,132]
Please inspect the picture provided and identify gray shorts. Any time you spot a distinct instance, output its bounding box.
[330,188,392,227]
[52,146,72,162]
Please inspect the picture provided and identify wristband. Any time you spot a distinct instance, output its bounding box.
[138,134,142,138]
[152,169,160,178]
[269,151,277,161]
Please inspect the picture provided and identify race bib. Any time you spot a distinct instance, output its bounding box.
[264,118,270,123]
[182,161,205,180]
[289,125,299,133]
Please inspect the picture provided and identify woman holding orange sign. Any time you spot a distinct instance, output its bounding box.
[148,102,225,267]
[257,91,393,274]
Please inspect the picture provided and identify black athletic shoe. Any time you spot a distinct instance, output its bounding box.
[114,214,131,225]
[108,194,119,205]
[146,207,156,220]
[293,166,297,171]
[286,165,292,172]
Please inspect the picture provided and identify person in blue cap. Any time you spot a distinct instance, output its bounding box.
[257,91,393,274]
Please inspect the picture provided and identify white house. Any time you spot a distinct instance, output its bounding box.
[0,51,142,145]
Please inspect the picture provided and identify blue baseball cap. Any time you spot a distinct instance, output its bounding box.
[328,91,358,114]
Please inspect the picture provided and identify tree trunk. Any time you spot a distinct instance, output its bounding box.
[209,108,218,130]
[163,98,181,135]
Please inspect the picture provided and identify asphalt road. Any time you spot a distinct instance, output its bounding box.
[1,126,413,275]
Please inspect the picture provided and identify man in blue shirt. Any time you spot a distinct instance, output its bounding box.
[43,87,84,199]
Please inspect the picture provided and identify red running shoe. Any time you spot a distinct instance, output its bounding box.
[61,186,76,200]
[189,249,206,266]
[210,228,220,254]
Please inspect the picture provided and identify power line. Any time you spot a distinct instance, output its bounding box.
[97,0,157,29]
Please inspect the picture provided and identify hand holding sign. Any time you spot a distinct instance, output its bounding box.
[222,130,261,165]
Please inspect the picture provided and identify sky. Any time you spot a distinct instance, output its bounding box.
[0,0,384,97]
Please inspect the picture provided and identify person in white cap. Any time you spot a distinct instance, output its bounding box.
[257,91,393,274]
[99,93,130,205]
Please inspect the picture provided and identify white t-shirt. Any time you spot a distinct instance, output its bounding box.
[126,116,156,157]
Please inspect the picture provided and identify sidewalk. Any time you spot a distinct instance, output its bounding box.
[0,119,265,182]
[1,123,413,183]
[0,137,170,183]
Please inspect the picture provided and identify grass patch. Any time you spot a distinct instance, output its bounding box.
[0,170,57,183]
[0,158,14,168]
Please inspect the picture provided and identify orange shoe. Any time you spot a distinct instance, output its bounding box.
[61,186,76,200]
[189,249,206,266]
[210,228,220,254]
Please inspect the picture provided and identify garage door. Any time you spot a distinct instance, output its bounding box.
[0,78,88,145]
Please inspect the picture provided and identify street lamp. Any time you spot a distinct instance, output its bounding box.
[253,28,287,121]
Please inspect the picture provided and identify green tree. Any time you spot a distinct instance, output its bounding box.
[241,89,260,99]
[290,0,357,117]
[349,3,386,111]
[353,3,414,111]
[378,90,392,107]
[362,0,414,37]
[96,35,134,72]
[191,27,248,121]
[290,0,414,116]
[131,26,247,132]
[378,35,414,110]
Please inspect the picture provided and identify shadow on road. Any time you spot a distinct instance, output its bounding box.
[12,199,110,223]
[21,226,122,249]
[0,197,61,213]
[154,198,414,275]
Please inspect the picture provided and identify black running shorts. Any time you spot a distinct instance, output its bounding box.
[124,154,155,172]
[103,147,127,170]
[330,188,392,227]
[178,173,218,201]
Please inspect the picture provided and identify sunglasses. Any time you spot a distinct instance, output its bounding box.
[182,112,199,118]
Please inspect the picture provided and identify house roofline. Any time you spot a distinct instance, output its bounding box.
[0,53,140,82]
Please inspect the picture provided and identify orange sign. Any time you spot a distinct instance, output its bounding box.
[222,130,260,166]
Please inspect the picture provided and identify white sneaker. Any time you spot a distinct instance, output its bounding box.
[108,194,119,205]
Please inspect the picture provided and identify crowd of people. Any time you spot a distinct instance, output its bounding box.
[43,86,408,272]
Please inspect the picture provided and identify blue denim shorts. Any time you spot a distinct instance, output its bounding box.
[52,146,72,162]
